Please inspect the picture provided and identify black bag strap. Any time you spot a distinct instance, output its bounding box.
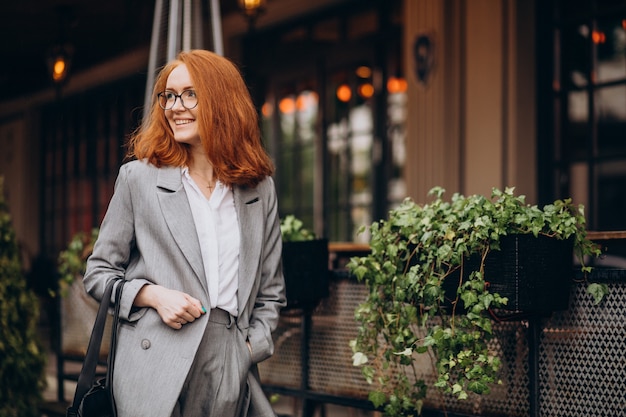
[67,278,124,416]
[105,278,124,412]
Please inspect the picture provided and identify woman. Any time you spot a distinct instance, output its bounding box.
[83,49,286,417]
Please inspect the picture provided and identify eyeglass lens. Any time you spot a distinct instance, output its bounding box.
[158,90,198,110]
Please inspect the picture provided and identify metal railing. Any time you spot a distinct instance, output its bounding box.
[260,268,626,417]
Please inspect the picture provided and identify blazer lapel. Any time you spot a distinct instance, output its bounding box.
[156,166,208,294]
[234,185,262,313]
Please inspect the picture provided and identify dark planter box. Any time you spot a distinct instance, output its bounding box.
[445,234,574,313]
[485,234,574,312]
[281,239,330,309]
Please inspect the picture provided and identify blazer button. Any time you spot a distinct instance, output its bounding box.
[141,339,151,350]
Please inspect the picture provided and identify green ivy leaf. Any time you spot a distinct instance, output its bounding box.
[461,291,478,307]
[587,283,609,305]
[368,391,388,408]
[467,380,490,395]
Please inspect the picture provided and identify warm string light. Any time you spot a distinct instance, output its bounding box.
[276,91,319,114]
[279,97,296,114]
[387,76,408,94]
[355,66,372,78]
[272,71,407,110]
[358,83,374,99]
[262,102,273,117]
[335,66,408,102]
[592,29,606,44]
[336,84,352,102]
[356,66,373,99]
[336,77,408,101]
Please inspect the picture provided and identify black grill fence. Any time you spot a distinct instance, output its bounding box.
[260,267,626,417]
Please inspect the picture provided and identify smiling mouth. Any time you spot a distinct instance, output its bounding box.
[175,119,194,125]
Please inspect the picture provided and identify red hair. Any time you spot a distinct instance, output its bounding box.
[127,50,274,187]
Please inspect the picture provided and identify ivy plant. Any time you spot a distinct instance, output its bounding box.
[348,186,603,416]
[57,228,99,297]
[280,214,316,241]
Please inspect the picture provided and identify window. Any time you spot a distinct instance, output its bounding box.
[40,77,143,255]
[251,0,405,241]
[542,0,626,231]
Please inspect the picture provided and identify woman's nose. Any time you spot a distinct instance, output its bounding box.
[171,97,186,111]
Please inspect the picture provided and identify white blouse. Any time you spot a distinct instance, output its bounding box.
[181,167,240,316]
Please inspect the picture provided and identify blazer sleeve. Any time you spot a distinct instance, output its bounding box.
[83,163,151,322]
[246,177,287,364]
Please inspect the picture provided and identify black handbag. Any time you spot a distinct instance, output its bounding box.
[67,278,125,417]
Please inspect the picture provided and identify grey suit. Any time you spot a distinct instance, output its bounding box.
[84,160,286,417]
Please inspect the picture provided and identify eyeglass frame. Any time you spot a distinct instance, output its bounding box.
[157,89,198,110]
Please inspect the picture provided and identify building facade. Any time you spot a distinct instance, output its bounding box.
[0,0,625,287]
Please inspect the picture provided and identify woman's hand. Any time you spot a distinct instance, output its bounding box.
[135,285,206,329]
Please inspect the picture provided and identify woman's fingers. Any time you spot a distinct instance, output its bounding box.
[134,285,207,329]
[183,294,206,318]
[154,287,206,329]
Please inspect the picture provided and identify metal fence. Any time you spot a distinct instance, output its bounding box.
[260,271,626,417]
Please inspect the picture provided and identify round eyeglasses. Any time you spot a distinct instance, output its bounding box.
[157,90,198,110]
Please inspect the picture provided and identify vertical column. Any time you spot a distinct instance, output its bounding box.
[144,0,165,120]
[507,0,537,199]
[404,0,536,201]
[463,0,505,196]
[144,0,211,120]
[403,0,462,202]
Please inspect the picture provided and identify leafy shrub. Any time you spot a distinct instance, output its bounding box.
[0,177,47,417]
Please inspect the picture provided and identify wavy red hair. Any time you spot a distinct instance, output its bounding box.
[127,49,274,187]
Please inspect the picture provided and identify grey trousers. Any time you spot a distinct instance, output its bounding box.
[171,308,251,417]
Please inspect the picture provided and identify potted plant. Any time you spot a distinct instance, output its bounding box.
[55,227,115,363]
[57,228,99,297]
[347,186,605,416]
[280,215,329,309]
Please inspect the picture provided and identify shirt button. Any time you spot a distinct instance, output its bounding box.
[141,339,151,350]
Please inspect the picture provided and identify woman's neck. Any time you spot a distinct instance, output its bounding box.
[188,155,213,178]
[188,159,217,194]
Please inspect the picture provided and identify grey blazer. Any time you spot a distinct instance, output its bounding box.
[83,160,286,417]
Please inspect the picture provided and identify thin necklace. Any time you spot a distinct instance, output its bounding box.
[191,171,216,190]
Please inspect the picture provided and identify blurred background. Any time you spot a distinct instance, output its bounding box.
[2,0,626,414]
[3,0,626,266]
